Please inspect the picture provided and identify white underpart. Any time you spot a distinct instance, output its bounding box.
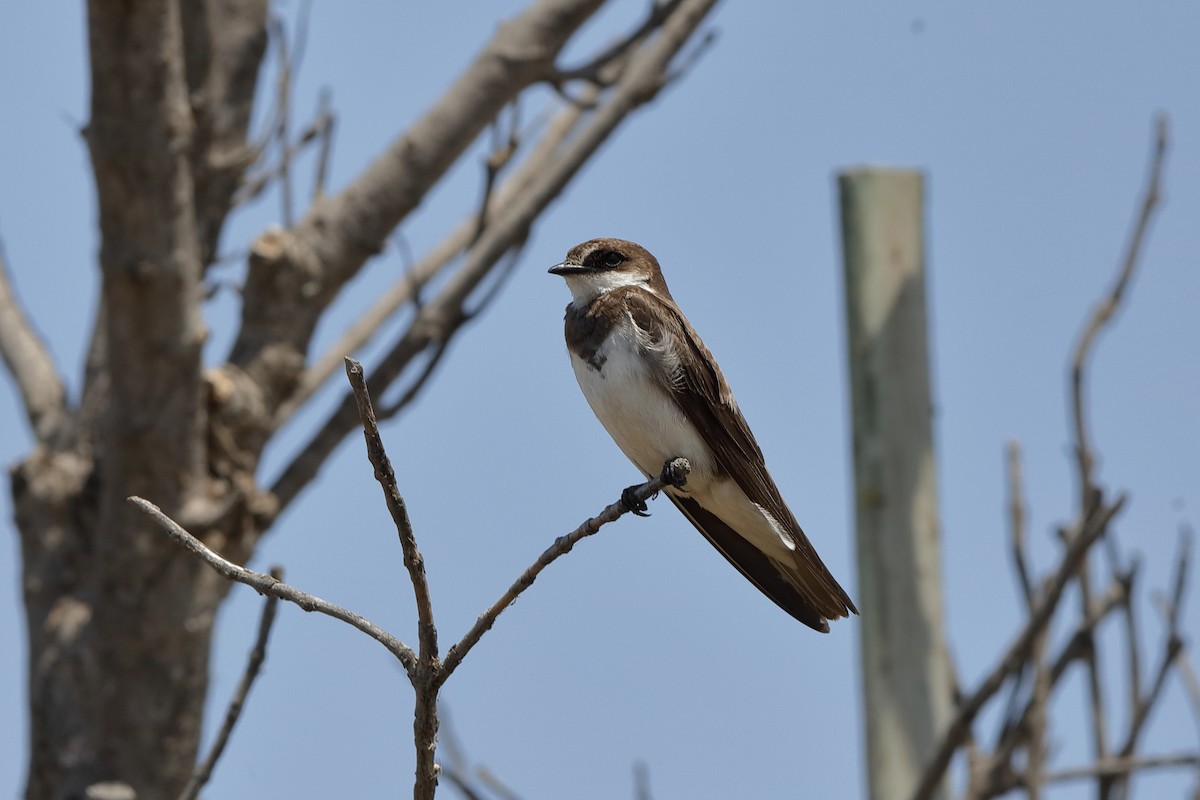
[569,317,797,561]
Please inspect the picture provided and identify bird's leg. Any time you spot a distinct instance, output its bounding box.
[620,485,651,517]
[621,458,691,518]
[660,457,691,490]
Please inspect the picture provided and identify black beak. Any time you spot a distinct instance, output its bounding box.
[548,262,589,276]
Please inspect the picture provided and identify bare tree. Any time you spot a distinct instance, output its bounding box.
[0,2,718,797]
[908,118,1200,800]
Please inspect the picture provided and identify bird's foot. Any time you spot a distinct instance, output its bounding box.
[660,457,691,490]
[621,485,651,517]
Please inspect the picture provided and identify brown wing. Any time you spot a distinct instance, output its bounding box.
[668,493,834,631]
[621,287,858,624]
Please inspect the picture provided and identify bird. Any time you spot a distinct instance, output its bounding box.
[549,237,858,632]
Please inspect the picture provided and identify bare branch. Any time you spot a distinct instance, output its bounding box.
[128,495,417,671]
[439,458,691,684]
[910,495,1126,800]
[476,768,523,800]
[376,340,451,421]
[1006,440,1034,609]
[311,87,334,201]
[1023,626,1052,800]
[1070,115,1169,493]
[230,0,610,405]
[178,567,283,800]
[344,356,441,797]
[980,577,1130,797]
[273,80,601,431]
[552,0,682,84]
[344,358,437,661]
[472,103,522,246]
[1103,532,1191,800]
[1065,115,1169,794]
[1001,753,1200,790]
[1156,582,1200,775]
[232,100,334,208]
[0,240,69,442]
[269,15,295,227]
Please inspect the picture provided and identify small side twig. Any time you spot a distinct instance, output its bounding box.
[910,495,1126,800]
[127,496,417,671]
[472,102,521,246]
[1106,530,1191,799]
[1070,115,1169,495]
[178,567,284,800]
[269,15,295,227]
[345,356,440,799]
[997,753,1200,791]
[377,339,452,420]
[551,0,683,86]
[311,87,335,201]
[345,357,437,661]
[1068,115,1169,795]
[1007,440,1034,609]
[439,458,690,684]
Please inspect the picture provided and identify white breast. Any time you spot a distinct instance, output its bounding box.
[569,322,717,488]
[568,318,799,561]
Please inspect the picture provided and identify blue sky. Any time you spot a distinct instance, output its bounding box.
[2,2,1198,798]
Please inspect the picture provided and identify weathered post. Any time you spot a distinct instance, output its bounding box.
[838,167,952,800]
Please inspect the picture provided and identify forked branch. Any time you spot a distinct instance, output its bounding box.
[0,241,68,442]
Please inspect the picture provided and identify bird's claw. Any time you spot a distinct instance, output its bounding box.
[621,485,651,517]
[660,457,691,489]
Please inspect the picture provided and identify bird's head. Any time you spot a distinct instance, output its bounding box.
[549,238,670,306]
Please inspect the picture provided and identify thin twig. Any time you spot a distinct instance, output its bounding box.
[660,28,718,88]
[127,496,417,671]
[234,104,333,208]
[1023,625,1052,800]
[344,358,438,662]
[1014,752,1200,788]
[312,87,335,200]
[472,102,522,246]
[377,339,450,420]
[551,0,683,85]
[476,768,522,800]
[344,357,440,799]
[460,236,529,322]
[272,80,601,432]
[178,567,284,800]
[1070,115,1169,793]
[1105,532,1191,800]
[1155,533,1200,740]
[979,578,1129,797]
[1007,440,1034,609]
[910,495,1126,800]
[270,15,294,227]
[438,458,691,684]
[1070,115,1169,496]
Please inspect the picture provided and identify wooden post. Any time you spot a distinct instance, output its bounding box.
[838,168,952,800]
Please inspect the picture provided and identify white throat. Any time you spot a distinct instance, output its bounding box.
[563,269,652,307]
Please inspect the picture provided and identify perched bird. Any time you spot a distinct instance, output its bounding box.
[549,238,858,632]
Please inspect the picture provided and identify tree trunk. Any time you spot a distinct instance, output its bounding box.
[18,1,269,796]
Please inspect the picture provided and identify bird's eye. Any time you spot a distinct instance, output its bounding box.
[602,251,624,268]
